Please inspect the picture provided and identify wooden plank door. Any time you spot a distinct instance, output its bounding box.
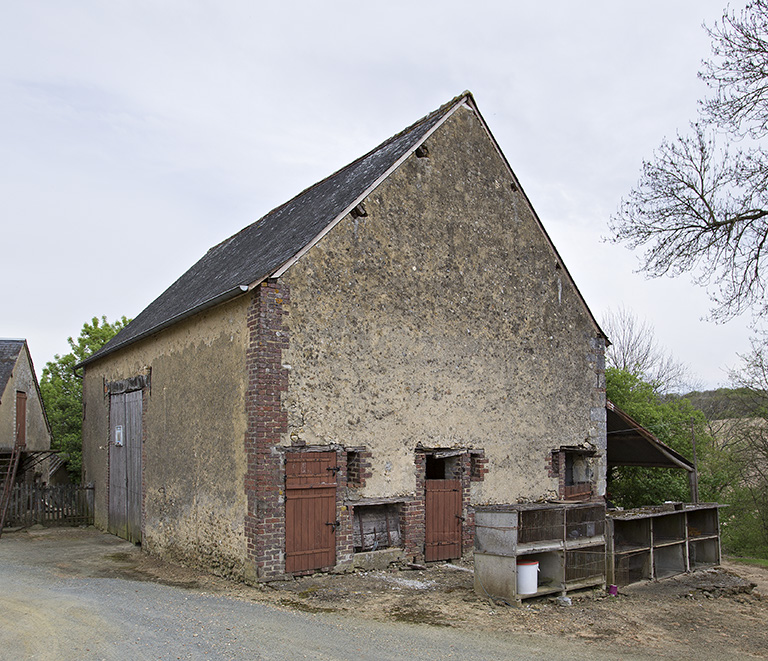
[425,479,462,561]
[285,452,337,573]
[108,390,142,543]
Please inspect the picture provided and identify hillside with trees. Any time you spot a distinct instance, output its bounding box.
[680,387,766,420]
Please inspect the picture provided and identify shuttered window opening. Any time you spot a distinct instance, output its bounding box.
[353,504,401,552]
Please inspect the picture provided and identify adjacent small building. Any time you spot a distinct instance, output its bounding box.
[0,339,52,485]
[79,92,608,581]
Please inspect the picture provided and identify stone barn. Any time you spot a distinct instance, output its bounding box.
[79,92,608,581]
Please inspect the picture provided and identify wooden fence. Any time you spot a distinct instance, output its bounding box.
[2,484,94,528]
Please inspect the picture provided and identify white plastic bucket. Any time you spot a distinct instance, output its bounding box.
[517,560,539,595]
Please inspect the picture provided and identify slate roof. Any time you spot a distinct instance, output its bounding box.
[81,90,608,368]
[81,93,471,367]
[0,339,25,402]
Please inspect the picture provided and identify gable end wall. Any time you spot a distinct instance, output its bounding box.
[282,105,606,506]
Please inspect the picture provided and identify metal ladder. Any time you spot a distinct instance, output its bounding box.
[0,444,22,538]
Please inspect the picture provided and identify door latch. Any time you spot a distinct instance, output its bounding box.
[326,520,340,531]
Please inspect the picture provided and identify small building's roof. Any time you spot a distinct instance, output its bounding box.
[80,91,607,368]
[0,339,25,403]
[606,400,694,472]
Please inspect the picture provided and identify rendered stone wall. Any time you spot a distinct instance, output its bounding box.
[81,295,250,579]
[282,105,606,512]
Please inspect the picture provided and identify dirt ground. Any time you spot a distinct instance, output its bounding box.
[6,526,768,660]
[226,558,768,660]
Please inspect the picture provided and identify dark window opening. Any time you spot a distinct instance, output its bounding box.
[564,453,591,486]
[558,448,595,500]
[426,455,445,479]
[564,454,575,485]
[426,453,462,480]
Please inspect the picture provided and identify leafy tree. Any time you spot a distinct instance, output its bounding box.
[610,1,768,322]
[607,360,768,557]
[717,334,768,556]
[606,368,732,507]
[40,316,129,482]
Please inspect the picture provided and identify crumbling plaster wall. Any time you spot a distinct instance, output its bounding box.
[282,105,606,503]
[0,345,50,453]
[82,296,250,578]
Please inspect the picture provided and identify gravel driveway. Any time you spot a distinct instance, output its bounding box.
[2,527,765,660]
[0,527,649,661]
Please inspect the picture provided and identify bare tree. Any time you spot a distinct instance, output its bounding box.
[701,0,768,137]
[610,1,768,323]
[602,306,692,393]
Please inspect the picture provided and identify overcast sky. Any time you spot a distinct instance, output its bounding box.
[0,1,752,390]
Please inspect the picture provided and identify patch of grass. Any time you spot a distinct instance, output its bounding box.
[278,598,337,614]
[728,556,768,568]
[298,585,320,598]
[105,552,134,563]
[388,606,451,627]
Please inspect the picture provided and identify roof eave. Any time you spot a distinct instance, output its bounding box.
[77,285,250,369]
[464,96,609,344]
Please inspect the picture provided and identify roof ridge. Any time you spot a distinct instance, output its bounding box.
[206,92,472,256]
[78,92,475,367]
